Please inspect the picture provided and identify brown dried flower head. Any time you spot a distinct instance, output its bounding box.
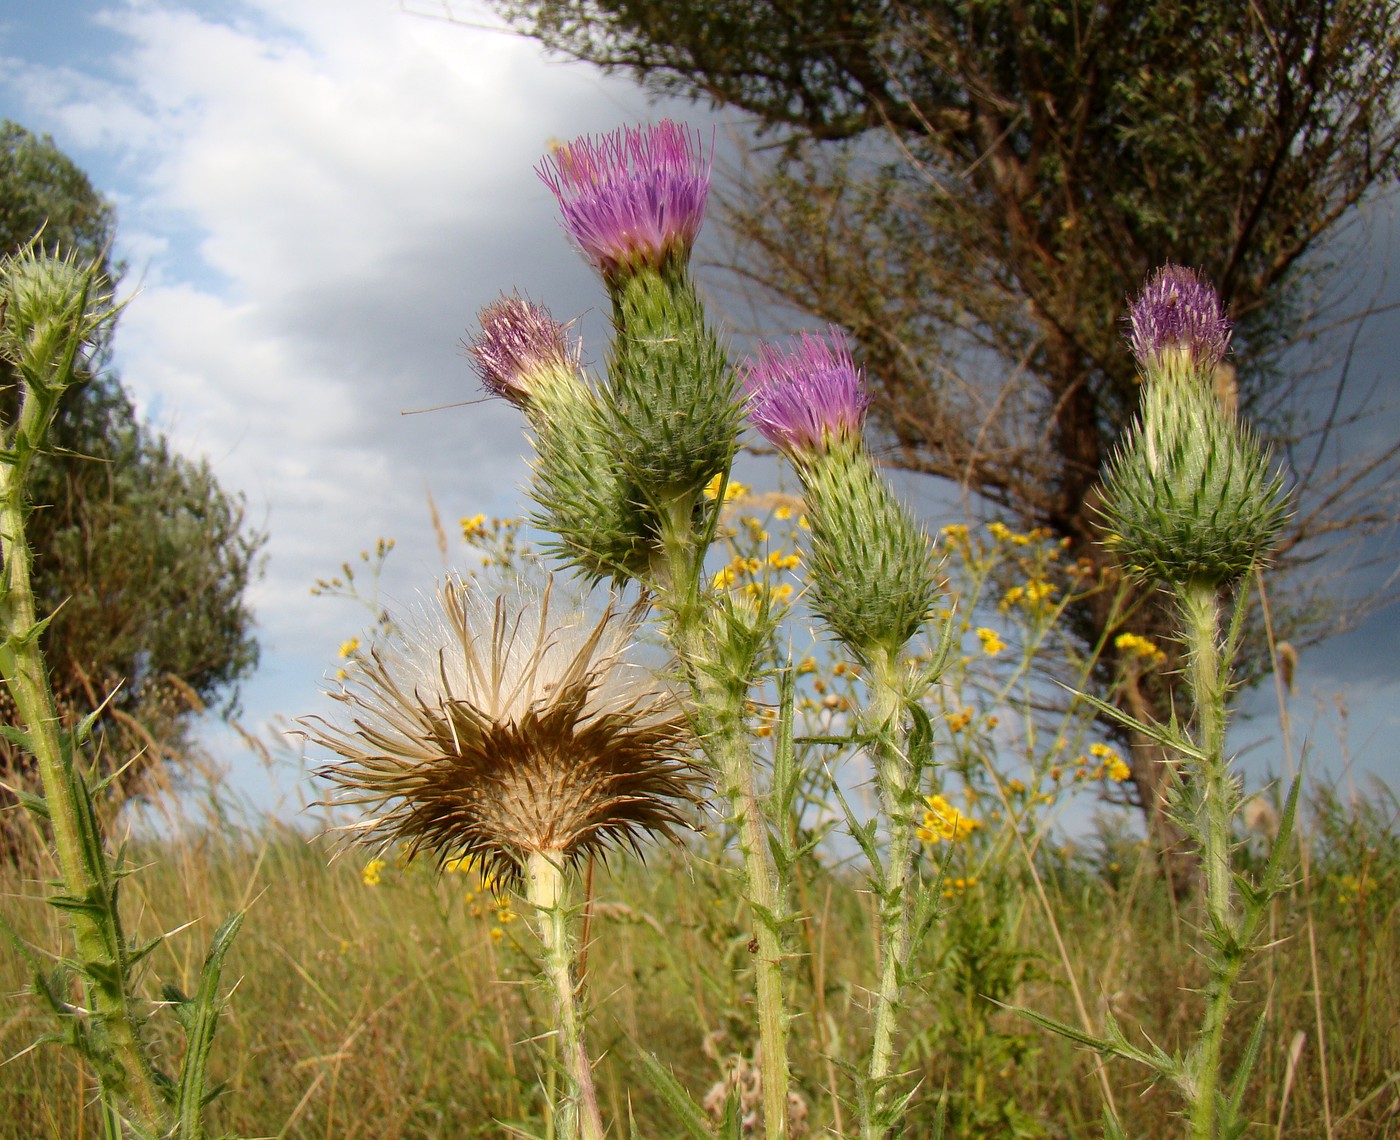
[304,577,703,884]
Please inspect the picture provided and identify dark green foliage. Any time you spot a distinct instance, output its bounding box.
[0,121,262,830]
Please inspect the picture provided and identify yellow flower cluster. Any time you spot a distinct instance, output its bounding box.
[361,858,385,887]
[1000,578,1056,612]
[945,707,974,732]
[1114,631,1167,666]
[975,627,1006,656]
[1063,742,1132,783]
[703,474,751,501]
[917,794,983,844]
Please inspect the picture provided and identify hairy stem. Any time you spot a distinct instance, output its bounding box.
[657,502,791,1140]
[0,312,169,1132]
[1178,577,1237,1140]
[526,851,604,1140]
[862,648,916,1140]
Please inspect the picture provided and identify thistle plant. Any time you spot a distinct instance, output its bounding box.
[1028,265,1295,1138]
[745,331,942,1139]
[305,578,702,1140]
[0,244,242,1139]
[473,121,800,1137]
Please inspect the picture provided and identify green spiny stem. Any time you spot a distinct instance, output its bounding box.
[862,648,916,1140]
[525,851,604,1140]
[1178,577,1238,1140]
[0,453,169,1135]
[656,505,791,1140]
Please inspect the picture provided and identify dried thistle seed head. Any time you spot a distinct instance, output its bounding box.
[304,578,703,885]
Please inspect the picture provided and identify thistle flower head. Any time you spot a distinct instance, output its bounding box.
[467,292,578,409]
[537,119,709,282]
[1127,264,1232,375]
[305,578,703,885]
[744,329,872,458]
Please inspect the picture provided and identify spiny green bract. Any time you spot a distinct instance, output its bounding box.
[604,264,741,502]
[802,446,940,662]
[527,379,651,584]
[1099,379,1289,588]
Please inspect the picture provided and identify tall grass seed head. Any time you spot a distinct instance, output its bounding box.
[305,578,704,885]
[743,330,872,461]
[1127,263,1232,381]
[467,292,578,409]
[537,119,709,285]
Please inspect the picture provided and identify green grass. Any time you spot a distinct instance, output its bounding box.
[2,783,1397,1138]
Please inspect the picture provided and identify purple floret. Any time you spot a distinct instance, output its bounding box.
[537,120,709,280]
[468,293,575,406]
[744,330,872,456]
[1127,264,1232,372]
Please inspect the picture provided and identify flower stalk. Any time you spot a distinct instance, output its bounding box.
[743,329,940,1137]
[526,851,605,1140]
[861,647,919,1139]
[1,248,244,1138]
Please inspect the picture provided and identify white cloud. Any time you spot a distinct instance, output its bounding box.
[1,0,709,797]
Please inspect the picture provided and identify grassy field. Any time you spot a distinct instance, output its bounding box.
[2,776,1396,1139]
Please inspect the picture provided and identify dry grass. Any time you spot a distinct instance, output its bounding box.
[1,782,1397,1138]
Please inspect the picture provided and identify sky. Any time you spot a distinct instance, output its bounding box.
[1,0,1397,822]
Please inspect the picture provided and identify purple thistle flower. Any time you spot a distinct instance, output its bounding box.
[537,120,710,281]
[467,292,577,407]
[1127,264,1232,373]
[744,329,872,456]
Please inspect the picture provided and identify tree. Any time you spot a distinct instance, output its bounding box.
[491,1,1400,878]
[0,121,262,845]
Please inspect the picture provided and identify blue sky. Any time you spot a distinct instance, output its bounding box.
[1,0,1396,820]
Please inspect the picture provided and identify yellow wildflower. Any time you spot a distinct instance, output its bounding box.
[940,523,969,544]
[770,583,795,602]
[767,549,802,570]
[361,858,385,887]
[712,566,739,589]
[460,513,489,540]
[1105,756,1131,782]
[489,927,505,943]
[703,474,750,501]
[976,627,1006,656]
[1114,631,1167,666]
[988,521,1013,542]
[945,707,974,732]
[774,504,793,520]
[339,637,361,659]
[917,794,983,844]
[797,657,818,675]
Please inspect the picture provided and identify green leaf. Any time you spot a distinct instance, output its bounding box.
[173,910,245,1138]
[631,1049,716,1140]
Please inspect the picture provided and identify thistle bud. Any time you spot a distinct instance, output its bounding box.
[467,292,577,410]
[468,293,649,582]
[1100,268,1289,588]
[539,123,740,505]
[744,330,937,661]
[0,247,110,396]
